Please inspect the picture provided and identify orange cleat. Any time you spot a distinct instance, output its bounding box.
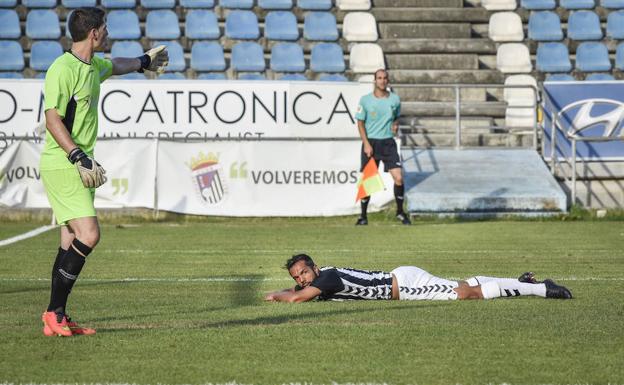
[43,315,96,336]
[42,311,72,337]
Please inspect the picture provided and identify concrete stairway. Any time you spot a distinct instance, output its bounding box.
[369,0,527,147]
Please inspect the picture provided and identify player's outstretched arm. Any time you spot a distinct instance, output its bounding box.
[112,45,169,75]
[265,286,321,303]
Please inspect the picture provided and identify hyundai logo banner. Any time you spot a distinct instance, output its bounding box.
[543,82,624,160]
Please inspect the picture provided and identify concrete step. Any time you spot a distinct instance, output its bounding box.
[400,116,494,130]
[560,179,624,209]
[401,101,506,116]
[386,54,479,70]
[552,161,624,180]
[402,148,567,213]
[392,85,486,102]
[379,38,497,54]
[373,0,463,7]
[389,69,505,84]
[401,132,535,147]
[378,23,471,39]
[372,7,490,22]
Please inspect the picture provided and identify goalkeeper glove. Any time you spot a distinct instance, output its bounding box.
[137,45,169,74]
[68,148,107,189]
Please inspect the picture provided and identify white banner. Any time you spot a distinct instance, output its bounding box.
[0,79,370,141]
[0,139,396,216]
[156,140,395,216]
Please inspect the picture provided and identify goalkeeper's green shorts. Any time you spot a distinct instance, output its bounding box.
[41,168,96,225]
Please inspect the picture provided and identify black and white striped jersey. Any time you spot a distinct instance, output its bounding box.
[308,266,394,301]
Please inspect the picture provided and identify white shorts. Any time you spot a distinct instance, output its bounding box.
[391,266,459,301]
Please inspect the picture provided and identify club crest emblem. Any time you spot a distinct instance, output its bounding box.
[187,152,226,205]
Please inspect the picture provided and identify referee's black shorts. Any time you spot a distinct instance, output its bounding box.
[360,138,401,172]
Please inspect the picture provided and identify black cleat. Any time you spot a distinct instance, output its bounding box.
[355,217,368,226]
[518,271,538,284]
[544,279,573,299]
[396,213,411,225]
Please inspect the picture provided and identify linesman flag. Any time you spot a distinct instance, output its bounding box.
[356,158,385,202]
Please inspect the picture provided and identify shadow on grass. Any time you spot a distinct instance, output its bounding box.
[96,302,451,333]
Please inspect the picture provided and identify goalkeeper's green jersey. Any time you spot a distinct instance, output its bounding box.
[40,52,112,170]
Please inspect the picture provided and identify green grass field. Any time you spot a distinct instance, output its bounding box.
[0,216,623,385]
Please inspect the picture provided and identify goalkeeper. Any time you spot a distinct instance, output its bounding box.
[39,7,168,337]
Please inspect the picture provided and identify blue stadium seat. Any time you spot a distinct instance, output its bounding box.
[280,73,307,80]
[546,73,575,81]
[0,0,17,7]
[141,0,176,8]
[220,0,254,8]
[0,72,24,78]
[607,10,624,39]
[270,43,305,72]
[225,10,259,39]
[575,42,611,72]
[521,0,555,9]
[0,41,24,70]
[616,43,624,70]
[265,11,299,41]
[191,41,226,71]
[304,12,338,41]
[181,0,215,7]
[536,43,571,72]
[601,0,624,7]
[107,10,141,39]
[30,41,63,71]
[567,11,602,40]
[197,72,227,79]
[297,0,332,10]
[0,9,20,39]
[238,73,266,80]
[560,0,594,8]
[158,72,186,79]
[319,73,348,81]
[146,10,180,39]
[26,10,61,39]
[153,41,186,72]
[586,73,615,80]
[23,0,57,7]
[259,0,293,9]
[310,43,344,72]
[231,42,265,71]
[102,0,136,7]
[185,10,220,39]
[528,11,563,41]
[117,72,147,79]
[111,41,144,58]
[62,0,96,7]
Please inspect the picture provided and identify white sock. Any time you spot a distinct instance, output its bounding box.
[469,276,546,298]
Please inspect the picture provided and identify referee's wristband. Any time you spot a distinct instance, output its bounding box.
[137,54,151,73]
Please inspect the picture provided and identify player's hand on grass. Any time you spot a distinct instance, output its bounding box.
[68,148,107,188]
[138,45,169,74]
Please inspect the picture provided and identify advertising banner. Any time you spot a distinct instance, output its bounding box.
[542,81,624,160]
[0,79,370,143]
[156,140,395,216]
[0,139,396,216]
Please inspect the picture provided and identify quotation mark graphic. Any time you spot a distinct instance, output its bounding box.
[112,178,128,195]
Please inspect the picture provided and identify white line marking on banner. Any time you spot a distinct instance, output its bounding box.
[0,225,56,247]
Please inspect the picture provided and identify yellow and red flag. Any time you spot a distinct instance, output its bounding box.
[355,158,385,202]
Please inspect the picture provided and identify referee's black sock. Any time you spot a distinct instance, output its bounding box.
[394,184,405,215]
[47,239,91,316]
[360,197,370,219]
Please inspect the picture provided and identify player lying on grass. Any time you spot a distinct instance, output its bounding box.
[264,254,572,302]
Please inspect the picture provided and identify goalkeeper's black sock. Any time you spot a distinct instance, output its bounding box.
[47,239,90,315]
[360,197,370,219]
[394,184,405,214]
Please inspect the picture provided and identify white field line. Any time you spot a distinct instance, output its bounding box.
[0,225,56,247]
[0,276,622,284]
